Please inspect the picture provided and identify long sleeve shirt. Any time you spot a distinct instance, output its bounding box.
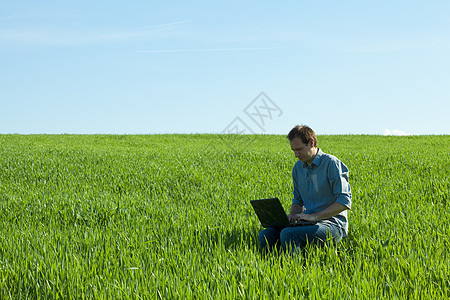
[292,148,352,235]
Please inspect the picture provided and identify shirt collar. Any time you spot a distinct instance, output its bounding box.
[303,148,323,168]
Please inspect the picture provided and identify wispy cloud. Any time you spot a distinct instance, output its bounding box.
[0,20,193,46]
[342,36,450,53]
[135,47,279,53]
[137,20,194,30]
[0,15,19,21]
[383,129,411,136]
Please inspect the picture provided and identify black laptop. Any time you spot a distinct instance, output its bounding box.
[250,197,317,228]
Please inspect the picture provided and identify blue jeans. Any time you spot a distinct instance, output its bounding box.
[258,221,344,251]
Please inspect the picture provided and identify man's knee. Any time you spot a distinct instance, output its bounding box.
[279,227,292,244]
[280,227,301,249]
[259,227,280,248]
[258,229,268,246]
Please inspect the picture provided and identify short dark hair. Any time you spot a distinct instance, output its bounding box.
[287,125,317,147]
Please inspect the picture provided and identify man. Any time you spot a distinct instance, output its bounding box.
[259,125,352,251]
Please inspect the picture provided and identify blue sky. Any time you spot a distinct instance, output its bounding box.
[1,1,449,135]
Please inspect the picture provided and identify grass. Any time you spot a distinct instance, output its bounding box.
[0,134,449,299]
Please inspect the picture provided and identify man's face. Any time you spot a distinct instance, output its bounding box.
[289,137,317,165]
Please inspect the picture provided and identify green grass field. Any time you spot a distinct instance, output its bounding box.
[0,134,449,299]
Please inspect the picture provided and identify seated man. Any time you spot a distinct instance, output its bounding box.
[259,125,352,251]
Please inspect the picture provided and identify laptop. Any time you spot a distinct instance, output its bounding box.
[250,197,317,228]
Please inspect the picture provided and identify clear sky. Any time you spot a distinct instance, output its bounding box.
[1,1,449,135]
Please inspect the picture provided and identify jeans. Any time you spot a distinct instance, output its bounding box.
[258,221,344,252]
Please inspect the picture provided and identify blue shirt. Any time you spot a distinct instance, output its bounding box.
[292,148,352,235]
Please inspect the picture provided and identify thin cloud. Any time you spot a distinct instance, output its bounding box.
[0,20,193,46]
[135,47,279,53]
[0,15,18,21]
[343,36,450,53]
[137,20,194,30]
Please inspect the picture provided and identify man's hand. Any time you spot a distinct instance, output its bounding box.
[288,203,304,222]
[288,213,318,223]
[288,202,348,223]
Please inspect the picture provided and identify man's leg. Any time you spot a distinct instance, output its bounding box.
[279,222,344,251]
[258,227,282,251]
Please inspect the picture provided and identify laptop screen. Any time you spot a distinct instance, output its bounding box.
[250,198,290,228]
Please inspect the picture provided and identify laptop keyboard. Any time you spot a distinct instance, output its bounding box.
[290,220,317,226]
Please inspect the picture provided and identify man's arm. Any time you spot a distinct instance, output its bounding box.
[290,202,348,222]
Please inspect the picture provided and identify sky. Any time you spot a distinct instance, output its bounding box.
[1,0,449,135]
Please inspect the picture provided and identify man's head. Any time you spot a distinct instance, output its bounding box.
[287,125,318,165]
